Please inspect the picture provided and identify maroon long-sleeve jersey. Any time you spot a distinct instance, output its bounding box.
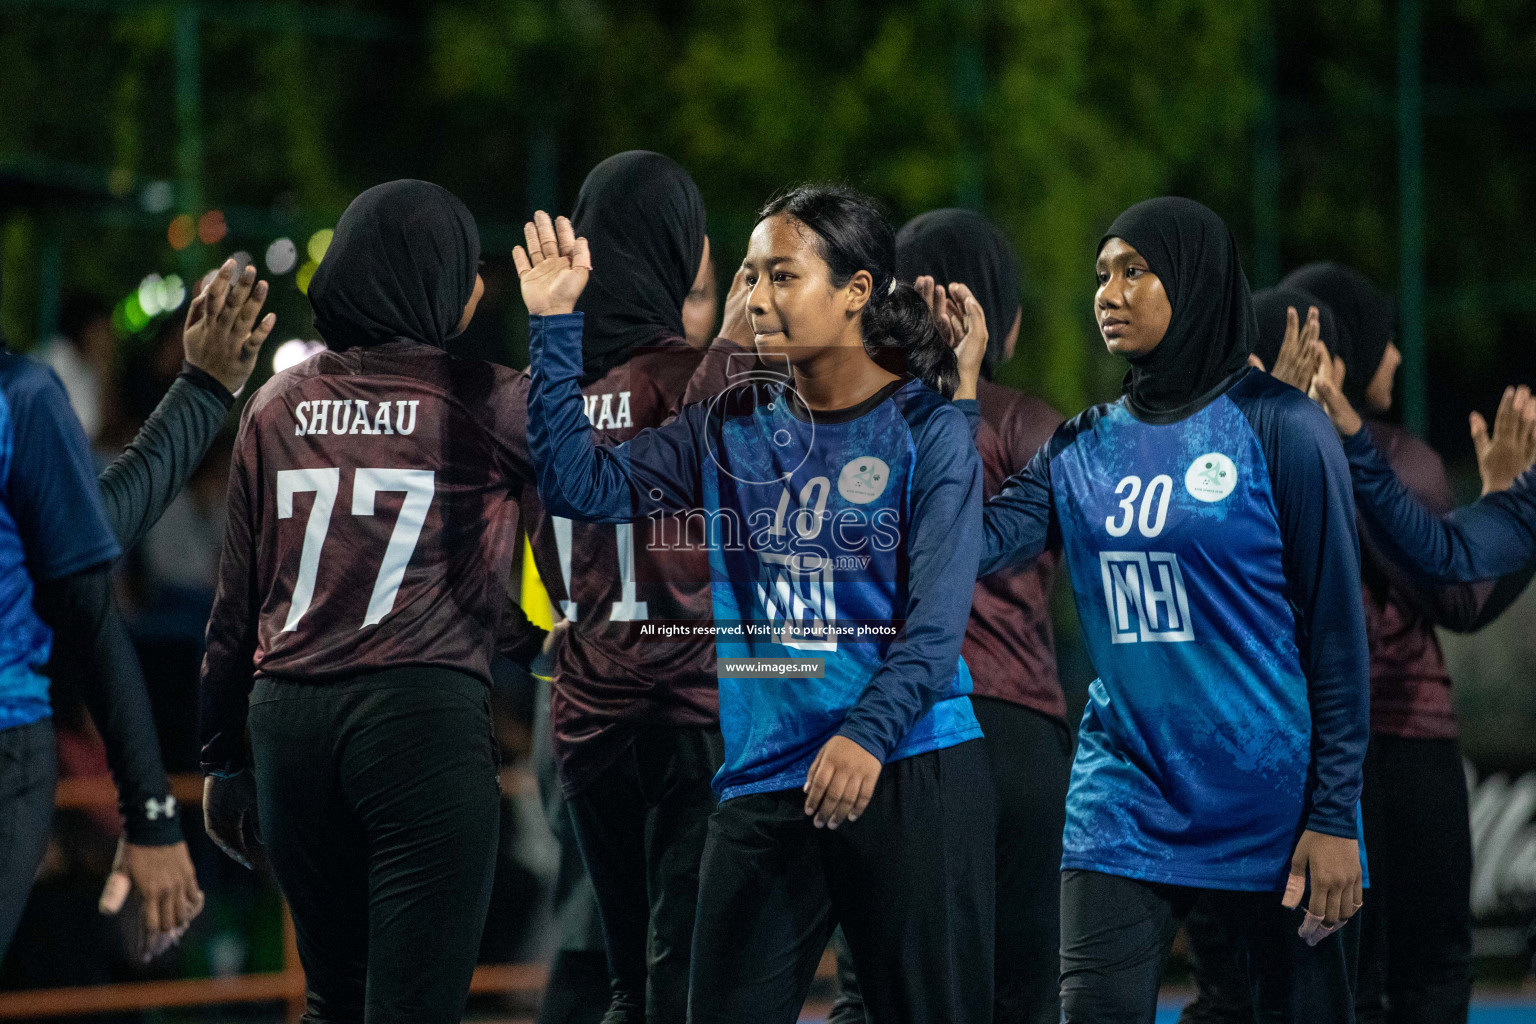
[1358,420,1495,739]
[200,341,533,774]
[964,378,1067,721]
[527,335,742,797]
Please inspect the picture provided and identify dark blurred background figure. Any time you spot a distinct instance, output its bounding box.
[32,294,117,442]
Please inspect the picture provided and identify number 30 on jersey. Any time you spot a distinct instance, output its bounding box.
[1100,474,1194,644]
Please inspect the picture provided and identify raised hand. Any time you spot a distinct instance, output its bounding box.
[1271,305,1323,391]
[514,211,591,316]
[1307,339,1363,438]
[184,259,277,394]
[1471,385,1536,495]
[944,281,988,402]
[914,275,955,349]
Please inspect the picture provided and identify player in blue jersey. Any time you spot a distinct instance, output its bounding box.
[1191,272,1536,1024]
[0,259,275,960]
[517,185,996,1024]
[966,197,1370,1023]
[1304,321,1536,1007]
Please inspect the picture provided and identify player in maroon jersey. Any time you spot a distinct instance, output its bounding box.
[517,151,746,1024]
[199,180,540,1024]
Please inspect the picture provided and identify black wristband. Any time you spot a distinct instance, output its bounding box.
[179,362,237,410]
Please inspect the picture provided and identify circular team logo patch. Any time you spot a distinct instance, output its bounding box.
[837,457,890,504]
[1185,453,1237,502]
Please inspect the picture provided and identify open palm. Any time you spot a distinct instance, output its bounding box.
[1471,385,1536,495]
[514,210,592,316]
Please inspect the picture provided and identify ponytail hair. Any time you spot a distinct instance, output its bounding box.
[756,184,959,398]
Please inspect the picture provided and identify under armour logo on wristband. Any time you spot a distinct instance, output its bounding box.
[145,796,177,821]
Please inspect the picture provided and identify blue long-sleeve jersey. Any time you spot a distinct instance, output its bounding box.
[529,314,983,800]
[0,355,122,731]
[1343,426,1536,584]
[979,367,1369,891]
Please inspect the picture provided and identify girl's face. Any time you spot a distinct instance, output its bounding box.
[741,213,871,367]
[1004,307,1021,362]
[682,236,717,350]
[456,273,485,335]
[1095,238,1171,358]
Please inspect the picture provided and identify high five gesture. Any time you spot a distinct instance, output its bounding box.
[914,274,988,401]
[1470,384,1536,495]
[514,211,592,315]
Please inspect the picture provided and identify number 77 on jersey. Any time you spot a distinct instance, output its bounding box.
[276,466,436,631]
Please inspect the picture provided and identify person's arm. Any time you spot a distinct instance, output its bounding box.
[98,259,275,550]
[519,212,705,524]
[1360,433,1532,631]
[1311,354,1536,583]
[1269,407,1370,841]
[99,370,232,550]
[7,369,202,945]
[197,417,264,870]
[803,404,984,829]
[33,568,177,843]
[979,442,1058,577]
[528,313,707,522]
[497,591,550,668]
[198,425,260,781]
[937,278,1055,576]
[954,398,981,438]
[836,406,983,760]
[1253,394,1369,939]
[1343,428,1536,583]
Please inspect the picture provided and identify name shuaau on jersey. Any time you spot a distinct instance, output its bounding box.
[294,399,421,436]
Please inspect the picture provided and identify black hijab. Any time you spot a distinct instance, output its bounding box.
[1099,197,1256,418]
[1280,262,1394,408]
[572,151,706,386]
[1251,286,1339,371]
[308,179,480,351]
[894,208,1021,379]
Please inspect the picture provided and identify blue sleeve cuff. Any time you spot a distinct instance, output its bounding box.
[529,312,585,379]
[1341,424,1378,463]
[836,719,894,764]
[1304,810,1360,841]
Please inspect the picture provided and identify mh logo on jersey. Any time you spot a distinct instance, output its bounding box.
[1100,551,1195,644]
[755,551,838,652]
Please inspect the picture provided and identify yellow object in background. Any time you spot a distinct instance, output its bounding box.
[520,535,555,632]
